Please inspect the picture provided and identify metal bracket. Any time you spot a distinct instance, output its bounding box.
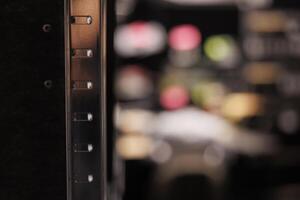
[65,0,107,199]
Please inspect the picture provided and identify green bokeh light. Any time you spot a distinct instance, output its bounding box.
[204,35,234,62]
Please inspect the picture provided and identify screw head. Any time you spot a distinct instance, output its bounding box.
[42,24,52,32]
[44,80,53,89]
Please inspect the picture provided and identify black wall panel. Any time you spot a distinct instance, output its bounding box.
[0,1,66,199]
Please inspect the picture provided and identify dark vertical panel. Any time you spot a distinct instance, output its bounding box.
[0,1,66,200]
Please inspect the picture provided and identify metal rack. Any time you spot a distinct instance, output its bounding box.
[65,0,107,199]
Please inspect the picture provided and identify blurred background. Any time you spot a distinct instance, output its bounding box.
[112,0,300,200]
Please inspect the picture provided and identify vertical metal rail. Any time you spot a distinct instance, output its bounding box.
[100,0,108,199]
[64,0,72,199]
[65,0,107,199]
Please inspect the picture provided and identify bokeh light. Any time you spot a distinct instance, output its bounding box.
[115,65,154,100]
[204,35,238,67]
[115,21,167,57]
[169,24,202,51]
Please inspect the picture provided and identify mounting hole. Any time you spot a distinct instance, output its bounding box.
[44,80,53,89]
[42,24,52,32]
